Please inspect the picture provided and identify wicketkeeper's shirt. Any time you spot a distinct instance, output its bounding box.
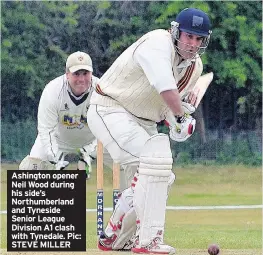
[38,74,98,155]
[91,29,203,122]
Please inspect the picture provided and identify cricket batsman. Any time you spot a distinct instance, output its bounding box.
[87,8,212,254]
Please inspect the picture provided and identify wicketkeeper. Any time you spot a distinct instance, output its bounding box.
[87,8,212,254]
[19,51,107,177]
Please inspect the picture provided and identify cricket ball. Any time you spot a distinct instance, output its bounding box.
[208,244,220,255]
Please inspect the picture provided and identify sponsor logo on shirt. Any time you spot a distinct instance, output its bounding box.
[63,114,88,129]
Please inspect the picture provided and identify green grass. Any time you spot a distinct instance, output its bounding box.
[0,164,262,252]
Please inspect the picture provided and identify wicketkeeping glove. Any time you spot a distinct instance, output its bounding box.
[169,113,196,142]
[77,147,94,179]
[47,151,69,170]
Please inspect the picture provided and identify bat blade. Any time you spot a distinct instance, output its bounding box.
[192,72,214,107]
[164,72,213,126]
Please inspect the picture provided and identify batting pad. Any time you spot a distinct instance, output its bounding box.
[134,134,173,246]
[104,188,137,249]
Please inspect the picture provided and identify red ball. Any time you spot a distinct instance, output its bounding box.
[208,244,220,255]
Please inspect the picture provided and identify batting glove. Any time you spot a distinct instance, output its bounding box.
[169,113,196,142]
[181,101,196,114]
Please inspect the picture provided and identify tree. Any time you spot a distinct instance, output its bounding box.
[1,1,79,121]
[1,1,262,130]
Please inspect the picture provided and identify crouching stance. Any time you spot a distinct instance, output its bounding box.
[19,51,98,176]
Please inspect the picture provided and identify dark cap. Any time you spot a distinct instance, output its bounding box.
[175,8,211,36]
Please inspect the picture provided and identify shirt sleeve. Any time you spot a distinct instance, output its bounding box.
[91,75,99,88]
[37,84,59,157]
[133,35,177,94]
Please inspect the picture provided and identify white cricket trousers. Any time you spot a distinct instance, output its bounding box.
[29,134,113,168]
[87,105,158,189]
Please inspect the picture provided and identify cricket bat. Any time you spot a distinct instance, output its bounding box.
[165,72,213,126]
[184,72,214,107]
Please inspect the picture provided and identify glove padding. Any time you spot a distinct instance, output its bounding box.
[169,113,196,142]
[181,101,196,115]
[55,159,69,170]
[47,151,69,170]
[77,147,94,179]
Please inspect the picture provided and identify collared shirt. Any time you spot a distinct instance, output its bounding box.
[37,74,98,155]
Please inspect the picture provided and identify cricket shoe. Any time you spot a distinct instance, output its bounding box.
[98,232,135,251]
[132,237,176,254]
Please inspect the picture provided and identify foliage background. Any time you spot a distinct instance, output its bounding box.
[1,1,262,164]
